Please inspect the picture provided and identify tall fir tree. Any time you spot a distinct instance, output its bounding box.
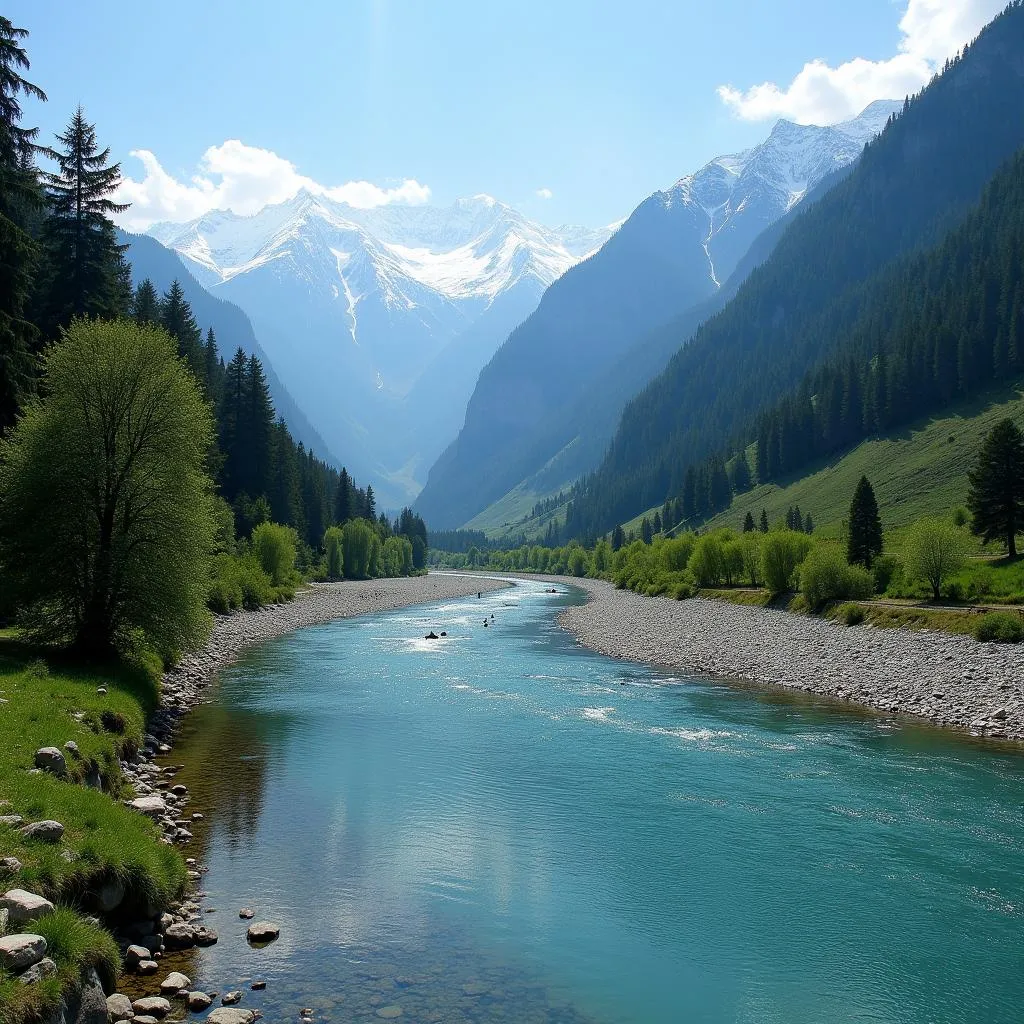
[967,418,1024,557]
[334,467,353,524]
[847,476,883,568]
[759,509,769,533]
[130,278,160,324]
[160,280,204,382]
[0,16,46,429]
[39,106,128,332]
[742,511,755,533]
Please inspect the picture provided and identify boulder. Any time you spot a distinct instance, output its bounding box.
[124,942,150,967]
[187,991,213,1011]
[129,796,167,818]
[193,925,218,946]
[0,933,47,971]
[161,922,195,949]
[1,888,55,925]
[159,971,191,993]
[95,876,125,913]
[34,746,66,776]
[106,993,135,1021]
[18,955,57,983]
[132,995,171,1018]
[136,959,159,975]
[245,921,280,943]
[0,814,24,827]
[207,1010,255,1024]
[238,907,255,919]
[18,819,64,843]
[221,990,242,1005]
[0,856,22,876]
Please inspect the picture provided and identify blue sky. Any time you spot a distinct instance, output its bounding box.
[8,0,1003,228]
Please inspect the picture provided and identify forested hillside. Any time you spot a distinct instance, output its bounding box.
[569,1,1024,538]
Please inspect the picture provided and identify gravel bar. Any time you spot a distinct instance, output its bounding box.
[552,577,1024,743]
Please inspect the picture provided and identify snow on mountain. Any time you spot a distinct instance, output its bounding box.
[148,193,613,507]
[661,99,902,289]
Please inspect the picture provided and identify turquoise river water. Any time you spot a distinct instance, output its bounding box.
[167,578,1024,1023]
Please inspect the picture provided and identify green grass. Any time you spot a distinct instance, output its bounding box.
[463,478,569,539]
[0,639,187,1023]
[0,908,120,1024]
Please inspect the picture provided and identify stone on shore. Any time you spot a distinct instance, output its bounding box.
[246,921,280,943]
[124,943,150,967]
[106,993,135,1021]
[132,995,171,1018]
[162,922,195,949]
[0,933,47,971]
[33,746,66,776]
[18,819,64,843]
[129,795,167,818]
[159,970,191,993]
[1,889,55,925]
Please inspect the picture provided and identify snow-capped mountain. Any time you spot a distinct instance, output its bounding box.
[149,194,612,506]
[415,101,902,530]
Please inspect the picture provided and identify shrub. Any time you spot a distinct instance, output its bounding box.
[973,611,1024,643]
[761,530,813,594]
[324,526,345,580]
[871,554,902,595]
[838,602,866,625]
[251,522,298,586]
[740,534,762,586]
[689,535,725,587]
[800,546,875,610]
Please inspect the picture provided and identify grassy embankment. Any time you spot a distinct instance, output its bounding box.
[0,636,186,1022]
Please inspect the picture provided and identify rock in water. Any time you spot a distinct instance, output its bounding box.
[238,907,255,919]
[159,971,191,993]
[208,1010,256,1024]
[187,991,213,1011]
[33,747,66,776]
[0,889,55,925]
[131,996,171,1018]
[0,934,47,971]
[106,993,135,1021]
[162,922,196,949]
[246,921,280,943]
[221,990,243,1005]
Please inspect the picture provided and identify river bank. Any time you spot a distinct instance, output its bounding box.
[548,577,1024,743]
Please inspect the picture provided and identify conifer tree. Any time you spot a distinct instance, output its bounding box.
[759,509,769,533]
[39,106,128,331]
[967,418,1024,556]
[730,451,752,493]
[334,467,353,524]
[218,348,248,501]
[0,17,46,429]
[244,354,274,499]
[743,511,755,533]
[160,280,204,380]
[365,485,376,520]
[130,278,160,324]
[640,517,652,544]
[611,524,625,551]
[847,476,883,568]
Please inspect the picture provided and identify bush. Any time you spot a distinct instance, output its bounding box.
[800,546,875,610]
[838,603,866,625]
[761,530,813,594]
[871,554,902,595]
[208,552,274,612]
[324,526,344,580]
[251,522,298,586]
[689,535,725,587]
[973,611,1024,643]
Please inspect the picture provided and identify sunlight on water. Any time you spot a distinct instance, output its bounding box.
[168,580,1024,1023]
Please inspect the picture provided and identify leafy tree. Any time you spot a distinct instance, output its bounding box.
[905,517,969,600]
[689,534,725,587]
[742,511,755,533]
[39,106,128,331]
[0,319,215,656]
[761,530,813,594]
[567,546,588,577]
[342,518,375,578]
[251,522,297,586]
[967,418,1024,556]
[0,16,46,430]
[800,545,874,610]
[847,476,882,568]
[324,525,344,580]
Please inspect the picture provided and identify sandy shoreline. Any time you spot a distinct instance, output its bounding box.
[544,576,1024,743]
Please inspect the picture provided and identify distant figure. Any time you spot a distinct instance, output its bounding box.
[477,592,482,598]
[425,631,439,640]
[440,631,448,637]
[490,613,495,619]
[483,620,489,627]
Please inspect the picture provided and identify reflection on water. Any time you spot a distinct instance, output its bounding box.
[165,581,1024,1023]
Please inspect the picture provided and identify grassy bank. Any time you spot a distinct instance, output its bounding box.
[0,639,186,1022]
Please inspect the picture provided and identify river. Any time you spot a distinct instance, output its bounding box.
[167,579,1024,1023]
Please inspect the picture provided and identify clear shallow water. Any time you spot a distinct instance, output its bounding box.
[169,579,1024,1023]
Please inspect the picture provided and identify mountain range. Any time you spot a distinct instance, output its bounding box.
[148,194,612,507]
[413,100,900,529]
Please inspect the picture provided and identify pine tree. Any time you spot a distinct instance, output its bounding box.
[652,511,662,534]
[218,348,248,502]
[759,509,769,533]
[334,467,353,524]
[640,517,653,544]
[611,524,624,551]
[742,511,755,533]
[365,485,376,520]
[40,106,128,331]
[847,476,883,568]
[0,17,46,429]
[967,418,1024,557]
[160,280,204,380]
[244,355,274,499]
[804,514,814,534]
[730,451,752,493]
[130,279,160,324]
[793,505,803,532]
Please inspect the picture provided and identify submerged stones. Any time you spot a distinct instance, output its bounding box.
[207,1009,256,1024]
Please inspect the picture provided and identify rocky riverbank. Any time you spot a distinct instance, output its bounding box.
[553,578,1024,743]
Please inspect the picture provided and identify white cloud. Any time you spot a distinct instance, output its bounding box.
[113,139,431,230]
[535,187,554,200]
[717,0,1005,124]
